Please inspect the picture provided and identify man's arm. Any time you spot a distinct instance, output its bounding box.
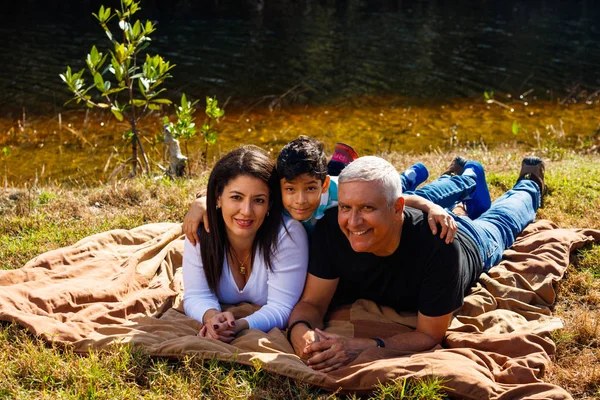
[403,194,457,244]
[287,274,339,359]
[305,311,454,372]
[383,311,453,350]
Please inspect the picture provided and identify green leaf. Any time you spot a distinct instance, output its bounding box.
[131,99,146,107]
[97,103,110,109]
[103,87,127,96]
[132,20,141,38]
[148,103,161,111]
[115,43,126,63]
[144,20,154,34]
[90,46,99,64]
[206,131,217,144]
[93,73,105,91]
[2,147,10,157]
[93,5,105,22]
[152,98,172,105]
[512,121,520,136]
[111,108,124,121]
[122,130,134,143]
[138,79,148,97]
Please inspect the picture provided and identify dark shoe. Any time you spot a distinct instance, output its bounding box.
[327,142,359,176]
[518,156,546,196]
[462,161,492,219]
[441,156,468,176]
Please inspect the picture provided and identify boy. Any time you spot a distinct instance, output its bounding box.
[276,137,430,234]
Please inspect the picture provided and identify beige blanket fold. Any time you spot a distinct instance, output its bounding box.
[1,220,598,399]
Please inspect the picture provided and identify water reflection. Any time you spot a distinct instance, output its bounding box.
[0,0,599,116]
[1,95,598,184]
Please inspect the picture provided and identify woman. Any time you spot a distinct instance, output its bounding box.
[183,146,309,342]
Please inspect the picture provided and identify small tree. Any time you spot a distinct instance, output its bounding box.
[60,0,174,176]
[199,96,225,170]
[163,95,225,173]
[163,93,197,175]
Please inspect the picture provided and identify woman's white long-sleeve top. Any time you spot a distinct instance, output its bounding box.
[182,216,309,332]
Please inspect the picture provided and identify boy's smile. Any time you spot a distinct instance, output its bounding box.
[280,173,330,221]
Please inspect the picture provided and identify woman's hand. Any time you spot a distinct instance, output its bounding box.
[426,205,457,244]
[199,311,238,343]
[183,196,209,246]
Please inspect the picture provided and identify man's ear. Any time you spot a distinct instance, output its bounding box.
[321,175,331,194]
[394,196,405,215]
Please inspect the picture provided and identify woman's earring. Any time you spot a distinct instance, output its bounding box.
[266,211,270,217]
[216,204,221,210]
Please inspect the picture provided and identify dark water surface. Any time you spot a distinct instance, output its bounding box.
[1,0,599,184]
[1,0,599,116]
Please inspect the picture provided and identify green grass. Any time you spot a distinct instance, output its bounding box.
[1,147,599,399]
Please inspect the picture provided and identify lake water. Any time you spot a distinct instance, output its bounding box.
[0,0,599,183]
[1,0,599,114]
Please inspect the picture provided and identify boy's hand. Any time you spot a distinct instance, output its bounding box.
[183,196,209,245]
[427,205,457,244]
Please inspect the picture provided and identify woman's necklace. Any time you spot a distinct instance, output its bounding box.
[230,248,251,275]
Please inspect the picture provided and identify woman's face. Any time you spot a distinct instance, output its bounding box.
[217,175,271,241]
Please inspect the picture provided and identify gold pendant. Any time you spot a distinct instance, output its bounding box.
[240,266,246,275]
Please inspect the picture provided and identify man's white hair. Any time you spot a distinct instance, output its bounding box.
[338,156,403,208]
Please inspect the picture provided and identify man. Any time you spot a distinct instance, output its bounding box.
[287,155,545,373]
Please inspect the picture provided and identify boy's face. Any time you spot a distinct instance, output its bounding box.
[280,173,330,221]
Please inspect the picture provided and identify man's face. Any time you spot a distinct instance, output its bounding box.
[338,180,403,256]
[280,173,329,221]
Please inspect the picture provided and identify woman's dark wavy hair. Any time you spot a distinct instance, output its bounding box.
[199,145,283,294]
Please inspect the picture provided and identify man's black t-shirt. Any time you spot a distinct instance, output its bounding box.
[309,207,483,317]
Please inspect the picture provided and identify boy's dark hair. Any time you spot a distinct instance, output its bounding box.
[277,136,328,182]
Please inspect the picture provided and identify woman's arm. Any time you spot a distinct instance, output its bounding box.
[243,218,310,332]
[182,237,222,324]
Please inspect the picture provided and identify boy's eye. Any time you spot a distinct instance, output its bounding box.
[306,186,317,192]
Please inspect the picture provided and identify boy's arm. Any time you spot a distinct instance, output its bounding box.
[182,196,209,246]
[402,194,457,243]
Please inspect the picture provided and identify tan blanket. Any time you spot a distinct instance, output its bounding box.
[1,220,599,399]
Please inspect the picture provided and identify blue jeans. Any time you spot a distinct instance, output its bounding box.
[453,180,540,271]
[405,174,476,210]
